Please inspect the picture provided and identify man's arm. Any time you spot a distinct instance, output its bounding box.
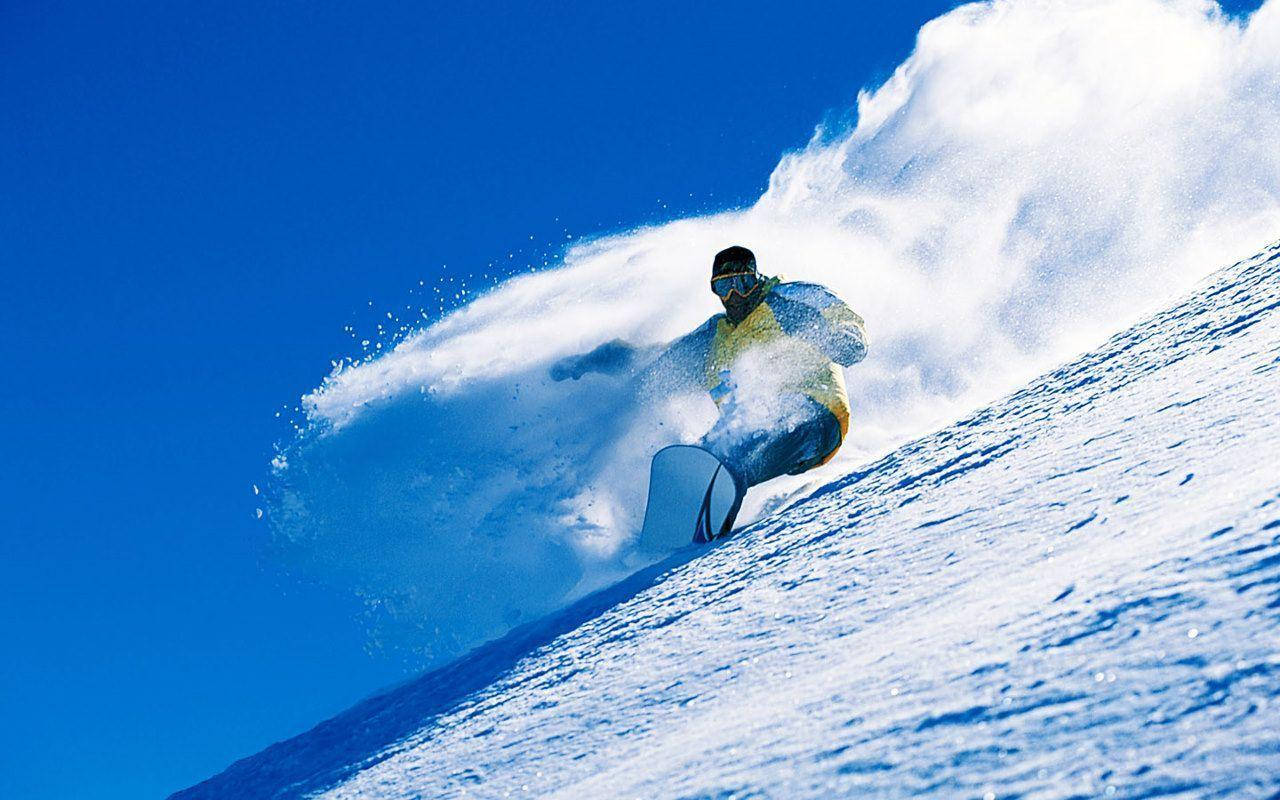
[549,317,718,388]
[771,282,868,366]
[637,317,717,394]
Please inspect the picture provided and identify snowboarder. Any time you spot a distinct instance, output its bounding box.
[552,245,867,541]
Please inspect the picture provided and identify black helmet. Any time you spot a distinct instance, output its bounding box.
[712,245,757,279]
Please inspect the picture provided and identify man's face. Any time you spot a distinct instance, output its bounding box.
[712,272,762,323]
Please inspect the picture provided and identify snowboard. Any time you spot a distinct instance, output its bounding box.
[636,445,743,552]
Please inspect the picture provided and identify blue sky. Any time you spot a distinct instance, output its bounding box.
[0,1,1265,798]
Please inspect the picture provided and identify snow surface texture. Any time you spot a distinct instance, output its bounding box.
[266,0,1280,668]
[191,241,1280,797]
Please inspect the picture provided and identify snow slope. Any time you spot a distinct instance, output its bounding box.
[179,241,1280,798]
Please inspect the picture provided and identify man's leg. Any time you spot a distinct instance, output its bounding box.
[784,399,843,477]
[698,395,842,489]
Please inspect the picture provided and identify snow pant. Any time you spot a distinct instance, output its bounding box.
[697,393,844,490]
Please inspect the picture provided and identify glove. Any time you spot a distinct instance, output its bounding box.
[550,354,589,381]
[549,340,636,381]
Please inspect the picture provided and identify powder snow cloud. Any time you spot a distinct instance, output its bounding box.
[271,0,1280,666]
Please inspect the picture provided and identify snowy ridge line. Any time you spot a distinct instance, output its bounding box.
[182,240,1280,798]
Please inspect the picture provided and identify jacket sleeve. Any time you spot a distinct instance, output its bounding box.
[638,316,718,395]
[771,282,868,366]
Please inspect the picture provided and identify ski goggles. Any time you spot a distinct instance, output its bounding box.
[710,272,760,300]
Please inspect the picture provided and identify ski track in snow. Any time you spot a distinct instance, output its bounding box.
[179,244,1280,798]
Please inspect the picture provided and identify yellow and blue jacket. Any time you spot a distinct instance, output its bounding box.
[675,279,867,450]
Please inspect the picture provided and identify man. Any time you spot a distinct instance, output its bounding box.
[552,245,867,505]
